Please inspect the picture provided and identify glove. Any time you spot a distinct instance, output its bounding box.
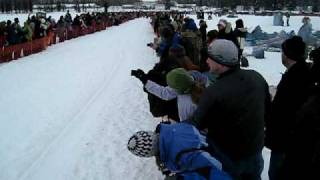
[131,69,148,84]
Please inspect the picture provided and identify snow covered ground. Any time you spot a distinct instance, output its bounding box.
[201,14,320,34]
[0,12,77,23]
[0,18,163,180]
[0,13,319,180]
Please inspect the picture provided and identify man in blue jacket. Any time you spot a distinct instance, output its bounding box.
[127,123,232,180]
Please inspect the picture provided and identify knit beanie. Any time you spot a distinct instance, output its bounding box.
[207,30,218,40]
[236,19,244,28]
[169,44,186,58]
[207,39,239,67]
[127,131,158,158]
[166,68,194,94]
[282,36,306,62]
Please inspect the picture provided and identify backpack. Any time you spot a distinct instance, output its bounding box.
[240,56,249,67]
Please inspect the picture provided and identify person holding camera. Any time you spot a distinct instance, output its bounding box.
[131,68,207,122]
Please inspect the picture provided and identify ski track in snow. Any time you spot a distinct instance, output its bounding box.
[2,13,312,179]
[0,18,163,180]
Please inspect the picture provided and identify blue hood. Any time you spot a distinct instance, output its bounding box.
[159,123,232,180]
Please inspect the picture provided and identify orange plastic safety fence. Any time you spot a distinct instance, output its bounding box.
[0,19,130,64]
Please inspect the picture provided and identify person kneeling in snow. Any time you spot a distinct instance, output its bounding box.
[127,123,232,180]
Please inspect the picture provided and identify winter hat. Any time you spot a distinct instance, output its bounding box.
[127,131,158,158]
[166,68,195,94]
[207,30,218,40]
[185,18,198,31]
[169,44,186,58]
[207,39,239,67]
[217,19,227,28]
[282,36,306,62]
[236,19,244,28]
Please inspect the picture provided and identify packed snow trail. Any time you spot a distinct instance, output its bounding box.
[0,18,163,180]
[0,15,283,180]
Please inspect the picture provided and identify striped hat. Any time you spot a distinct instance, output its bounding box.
[127,131,157,157]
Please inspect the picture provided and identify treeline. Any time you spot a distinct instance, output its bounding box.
[174,0,319,11]
[0,0,142,13]
[0,0,33,13]
[0,0,319,13]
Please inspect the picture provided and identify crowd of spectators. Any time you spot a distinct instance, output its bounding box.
[0,11,142,48]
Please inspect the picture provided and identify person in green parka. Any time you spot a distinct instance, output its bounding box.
[22,21,33,42]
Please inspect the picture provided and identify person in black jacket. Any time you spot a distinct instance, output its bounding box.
[233,19,247,60]
[279,47,320,180]
[265,36,312,180]
[199,20,207,46]
[189,39,271,180]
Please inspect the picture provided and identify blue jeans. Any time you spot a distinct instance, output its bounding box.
[207,140,264,180]
[268,151,285,180]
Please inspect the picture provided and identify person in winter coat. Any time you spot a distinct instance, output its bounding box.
[298,17,313,45]
[33,17,43,39]
[65,10,73,28]
[199,20,207,46]
[22,21,33,42]
[279,47,320,180]
[168,45,200,71]
[285,12,290,26]
[157,25,181,58]
[6,20,18,45]
[265,36,312,180]
[233,19,247,59]
[200,30,219,81]
[217,19,239,49]
[12,18,23,42]
[0,21,5,35]
[56,16,66,42]
[181,18,202,66]
[189,39,271,180]
[132,68,207,121]
[39,18,48,37]
[127,122,233,180]
[0,21,7,47]
[181,17,198,32]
